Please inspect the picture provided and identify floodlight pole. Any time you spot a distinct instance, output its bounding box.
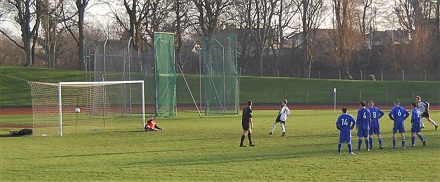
[103,38,108,81]
[199,46,202,112]
[58,82,63,136]
[127,37,132,81]
[127,37,133,115]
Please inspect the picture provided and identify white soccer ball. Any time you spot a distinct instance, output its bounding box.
[74,108,81,113]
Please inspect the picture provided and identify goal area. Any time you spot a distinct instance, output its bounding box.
[29,80,145,136]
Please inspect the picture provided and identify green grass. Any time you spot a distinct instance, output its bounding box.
[1,110,440,181]
[2,66,440,107]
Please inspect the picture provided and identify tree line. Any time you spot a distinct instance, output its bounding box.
[0,0,439,79]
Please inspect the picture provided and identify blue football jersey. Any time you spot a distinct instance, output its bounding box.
[356,107,371,130]
[336,113,356,130]
[389,106,409,123]
[369,107,384,128]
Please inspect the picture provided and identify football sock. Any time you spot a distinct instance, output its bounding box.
[271,124,276,133]
[358,139,362,150]
[411,136,415,145]
[248,133,252,144]
[338,143,342,153]
[418,134,425,142]
[281,123,285,133]
[378,138,383,147]
[392,139,396,147]
[369,138,373,148]
[365,139,369,150]
[402,139,405,148]
[240,135,245,145]
[348,143,352,153]
[430,119,438,126]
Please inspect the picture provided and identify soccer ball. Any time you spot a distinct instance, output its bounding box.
[74,108,81,113]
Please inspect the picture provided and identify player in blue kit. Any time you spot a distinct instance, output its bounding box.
[368,101,384,150]
[356,101,371,151]
[336,107,356,155]
[410,102,426,147]
[388,100,409,149]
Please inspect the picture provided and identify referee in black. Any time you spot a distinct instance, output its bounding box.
[240,100,255,147]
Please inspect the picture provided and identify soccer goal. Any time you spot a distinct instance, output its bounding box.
[29,80,145,136]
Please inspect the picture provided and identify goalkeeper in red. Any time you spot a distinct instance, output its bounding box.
[336,107,356,155]
[144,116,163,131]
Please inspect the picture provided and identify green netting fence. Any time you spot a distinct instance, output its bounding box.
[203,33,239,115]
[154,32,177,117]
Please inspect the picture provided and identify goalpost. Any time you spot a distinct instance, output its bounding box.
[29,80,145,136]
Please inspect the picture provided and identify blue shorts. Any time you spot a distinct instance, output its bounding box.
[339,130,352,143]
[393,122,405,133]
[411,123,421,133]
[357,129,369,138]
[369,126,381,135]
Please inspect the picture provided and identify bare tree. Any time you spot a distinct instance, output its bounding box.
[231,0,255,74]
[393,0,438,73]
[353,0,375,71]
[332,0,363,79]
[60,0,89,70]
[40,0,65,69]
[299,0,326,78]
[0,0,42,67]
[110,0,148,71]
[247,0,280,76]
[143,0,173,47]
[191,0,233,35]
[172,0,190,53]
[0,35,25,66]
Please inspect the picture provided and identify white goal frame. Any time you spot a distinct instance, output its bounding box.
[31,80,146,136]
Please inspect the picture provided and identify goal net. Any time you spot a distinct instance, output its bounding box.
[29,80,145,136]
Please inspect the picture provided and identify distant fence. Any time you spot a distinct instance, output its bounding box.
[260,69,440,82]
[240,90,440,106]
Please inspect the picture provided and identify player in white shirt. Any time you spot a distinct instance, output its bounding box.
[415,96,438,130]
[269,99,291,137]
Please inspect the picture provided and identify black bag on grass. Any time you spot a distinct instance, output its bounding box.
[9,129,33,136]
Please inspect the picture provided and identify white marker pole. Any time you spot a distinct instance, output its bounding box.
[333,88,337,112]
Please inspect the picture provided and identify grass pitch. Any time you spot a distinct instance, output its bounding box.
[1,110,440,181]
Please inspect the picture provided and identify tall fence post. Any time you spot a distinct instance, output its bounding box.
[306,91,309,104]
[256,91,259,103]
[424,70,426,81]
[385,90,388,103]
[381,70,383,81]
[333,88,337,112]
[402,70,405,81]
